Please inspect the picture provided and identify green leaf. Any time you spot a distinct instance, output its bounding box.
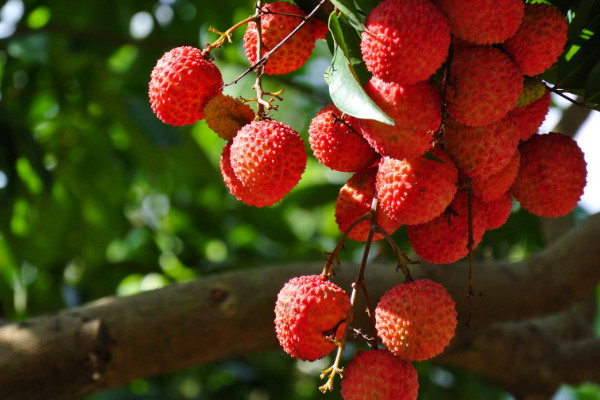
[422,151,446,164]
[328,12,370,85]
[325,46,394,125]
[556,27,600,90]
[566,0,597,41]
[330,0,367,30]
[354,0,379,15]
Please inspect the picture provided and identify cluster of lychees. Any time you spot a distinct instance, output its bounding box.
[148,0,590,398]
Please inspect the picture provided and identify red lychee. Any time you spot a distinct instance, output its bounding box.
[407,190,487,264]
[341,349,418,400]
[357,76,442,160]
[204,94,255,141]
[274,275,349,361]
[375,279,457,361]
[511,133,587,218]
[503,3,568,76]
[376,147,458,226]
[361,0,450,85]
[443,116,520,179]
[243,1,317,75]
[308,103,379,172]
[229,120,307,207]
[335,167,402,242]
[508,89,551,142]
[471,150,520,202]
[433,0,523,44]
[149,46,223,126]
[446,45,523,127]
[483,191,513,230]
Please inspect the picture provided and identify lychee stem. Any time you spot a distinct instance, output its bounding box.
[321,213,371,278]
[374,225,414,281]
[203,15,257,55]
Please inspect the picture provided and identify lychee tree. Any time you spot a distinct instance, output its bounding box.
[0,0,600,399]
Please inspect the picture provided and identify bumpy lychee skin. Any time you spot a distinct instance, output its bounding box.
[229,120,307,207]
[341,349,418,400]
[446,45,523,127]
[472,150,520,202]
[443,116,520,179]
[361,0,450,85]
[407,190,487,264]
[275,275,350,361]
[511,133,587,218]
[243,2,316,75]
[376,147,458,226]
[508,89,551,141]
[221,142,273,207]
[335,168,402,242]
[309,103,379,172]
[357,77,442,160]
[149,46,223,126]
[483,192,513,230]
[433,0,523,44]
[503,3,568,76]
[204,94,255,141]
[375,279,457,361]
[515,78,547,108]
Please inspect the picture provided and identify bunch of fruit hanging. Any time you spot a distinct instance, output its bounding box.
[148,0,590,398]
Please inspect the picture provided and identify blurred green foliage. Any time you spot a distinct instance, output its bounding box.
[0,0,597,399]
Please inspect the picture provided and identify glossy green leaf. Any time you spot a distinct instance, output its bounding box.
[585,60,600,105]
[330,0,366,30]
[567,0,597,41]
[328,12,370,85]
[325,45,394,125]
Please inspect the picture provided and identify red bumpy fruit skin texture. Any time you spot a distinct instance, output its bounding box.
[376,147,458,226]
[274,275,350,361]
[308,103,379,172]
[361,0,450,85]
[357,77,442,160]
[443,116,520,179]
[508,89,551,142]
[483,191,513,230]
[503,3,568,77]
[433,0,523,45]
[407,190,487,264]
[471,150,520,202]
[229,120,307,207]
[335,167,401,242]
[204,94,255,141]
[511,133,587,218]
[243,2,316,75]
[149,46,223,126]
[375,279,457,361]
[341,349,419,400]
[446,45,523,127]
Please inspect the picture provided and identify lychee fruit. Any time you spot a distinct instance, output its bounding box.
[274,274,350,361]
[204,94,255,141]
[360,0,450,85]
[229,119,307,207]
[341,349,418,400]
[433,0,523,45]
[443,116,520,179]
[471,150,520,202]
[243,1,317,75]
[335,167,402,242]
[508,89,551,142]
[149,46,223,126]
[375,279,457,361]
[511,133,587,218]
[376,147,458,226]
[407,190,487,264]
[446,45,523,127]
[483,191,513,230]
[308,103,379,172]
[357,76,442,160]
[503,3,568,76]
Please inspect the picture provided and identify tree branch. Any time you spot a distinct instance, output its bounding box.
[0,213,599,400]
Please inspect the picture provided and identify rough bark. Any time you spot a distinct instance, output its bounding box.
[0,213,599,400]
